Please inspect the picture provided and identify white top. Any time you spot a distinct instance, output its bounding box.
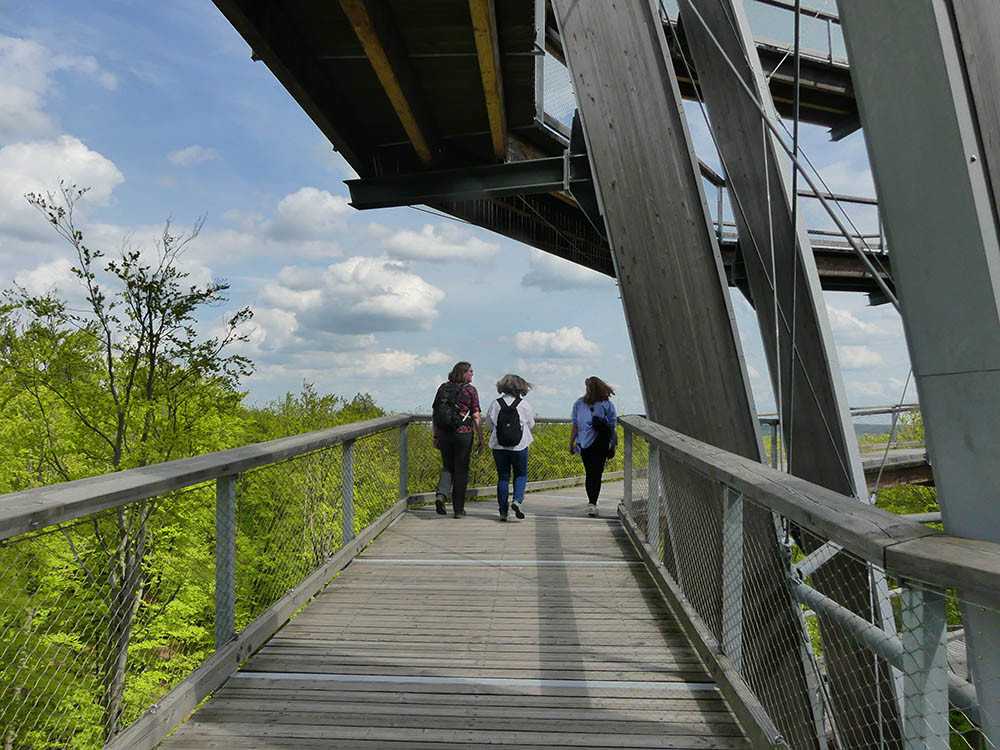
[484,394,536,451]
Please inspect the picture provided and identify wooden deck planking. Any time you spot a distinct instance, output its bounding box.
[161,485,750,748]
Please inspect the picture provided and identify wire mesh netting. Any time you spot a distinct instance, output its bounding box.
[0,427,406,749]
[404,419,630,497]
[624,424,995,749]
[779,520,997,749]
[0,485,216,749]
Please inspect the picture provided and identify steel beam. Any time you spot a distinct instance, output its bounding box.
[340,0,438,164]
[346,154,590,209]
[550,1,818,743]
[469,0,507,160]
[839,1,1000,741]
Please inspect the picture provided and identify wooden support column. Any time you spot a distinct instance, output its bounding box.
[677,1,900,744]
[550,1,817,743]
[469,0,507,160]
[839,1,1000,741]
[340,0,437,163]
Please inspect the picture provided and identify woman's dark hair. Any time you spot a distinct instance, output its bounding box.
[583,376,615,405]
[448,361,472,384]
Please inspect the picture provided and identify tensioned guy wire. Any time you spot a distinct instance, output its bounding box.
[681,0,901,311]
[661,1,857,492]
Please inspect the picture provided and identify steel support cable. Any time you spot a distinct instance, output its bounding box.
[681,0,901,311]
[763,0,836,83]
[665,17,858,741]
[711,0,893,285]
[870,368,913,495]
[787,0,802,486]
[662,1,857,492]
[773,116,895,282]
[763,126,785,478]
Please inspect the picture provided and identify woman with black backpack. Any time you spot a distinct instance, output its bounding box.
[483,374,536,522]
[569,376,618,516]
[432,361,485,518]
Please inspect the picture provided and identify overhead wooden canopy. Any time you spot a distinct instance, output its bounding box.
[212,0,883,297]
[213,0,539,176]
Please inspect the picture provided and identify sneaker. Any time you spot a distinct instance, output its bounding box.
[587,503,598,517]
[435,494,447,515]
[454,510,467,519]
[512,502,525,519]
[499,513,508,522]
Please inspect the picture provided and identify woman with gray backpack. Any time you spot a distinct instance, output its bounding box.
[483,374,536,522]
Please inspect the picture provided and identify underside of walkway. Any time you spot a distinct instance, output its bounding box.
[161,485,749,748]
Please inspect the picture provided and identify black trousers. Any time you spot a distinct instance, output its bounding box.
[436,431,474,513]
[580,439,609,504]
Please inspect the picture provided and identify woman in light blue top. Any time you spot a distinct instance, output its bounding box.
[569,376,617,516]
[484,374,535,522]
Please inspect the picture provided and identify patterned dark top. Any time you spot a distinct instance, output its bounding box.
[435,382,480,434]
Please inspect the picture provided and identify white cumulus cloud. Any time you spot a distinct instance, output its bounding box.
[13,257,77,297]
[382,222,499,263]
[522,248,612,291]
[826,303,883,339]
[513,325,599,358]
[0,136,124,246]
[0,35,117,142]
[260,256,445,335]
[267,187,352,240]
[167,145,219,167]
[838,345,885,369]
[846,380,886,400]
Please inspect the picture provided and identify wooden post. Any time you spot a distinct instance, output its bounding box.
[721,485,744,672]
[623,428,633,513]
[214,475,237,649]
[648,445,661,554]
[399,423,409,500]
[900,585,948,749]
[342,440,355,543]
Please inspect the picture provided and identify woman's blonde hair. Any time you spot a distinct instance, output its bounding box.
[496,373,532,397]
[583,376,614,404]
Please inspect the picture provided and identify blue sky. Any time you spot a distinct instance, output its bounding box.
[0,1,913,419]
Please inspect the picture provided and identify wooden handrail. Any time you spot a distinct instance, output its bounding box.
[622,414,1000,610]
[0,413,413,541]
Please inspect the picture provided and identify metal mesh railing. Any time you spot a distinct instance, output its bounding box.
[622,417,996,749]
[0,416,409,749]
[0,485,217,748]
[760,405,925,474]
[405,418,628,498]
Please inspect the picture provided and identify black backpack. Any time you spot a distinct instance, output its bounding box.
[590,404,617,458]
[433,383,468,432]
[495,396,523,447]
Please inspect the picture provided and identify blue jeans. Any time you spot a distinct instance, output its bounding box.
[492,447,528,514]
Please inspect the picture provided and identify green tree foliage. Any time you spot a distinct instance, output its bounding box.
[0,188,638,748]
[0,183,252,745]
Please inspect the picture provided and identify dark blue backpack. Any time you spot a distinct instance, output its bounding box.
[495,396,523,447]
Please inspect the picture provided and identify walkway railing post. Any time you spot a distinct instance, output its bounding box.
[648,445,661,554]
[399,423,409,501]
[721,486,744,672]
[900,584,948,749]
[623,428,633,513]
[214,474,237,649]
[342,440,355,544]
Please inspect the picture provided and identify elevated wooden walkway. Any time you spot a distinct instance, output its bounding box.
[161,484,749,748]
